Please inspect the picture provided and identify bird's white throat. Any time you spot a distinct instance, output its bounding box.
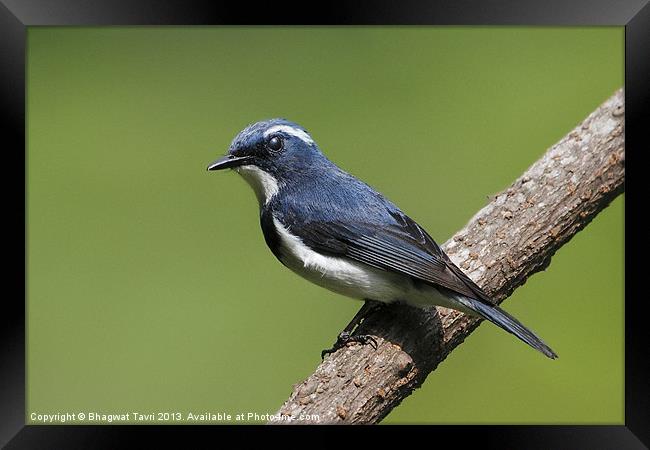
[235,165,280,206]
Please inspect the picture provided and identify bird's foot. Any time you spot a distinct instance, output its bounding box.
[321,331,378,359]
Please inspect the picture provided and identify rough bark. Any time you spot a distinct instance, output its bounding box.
[269,89,625,425]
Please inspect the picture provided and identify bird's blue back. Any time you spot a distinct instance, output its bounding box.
[266,156,404,228]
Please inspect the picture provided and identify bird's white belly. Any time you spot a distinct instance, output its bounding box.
[272,217,458,309]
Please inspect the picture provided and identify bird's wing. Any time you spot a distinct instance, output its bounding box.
[293,209,493,303]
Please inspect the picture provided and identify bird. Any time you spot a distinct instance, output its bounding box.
[207,118,557,359]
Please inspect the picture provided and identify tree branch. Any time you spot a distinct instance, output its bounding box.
[269,89,625,424]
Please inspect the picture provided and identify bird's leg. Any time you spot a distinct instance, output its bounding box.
[321,300,384,359]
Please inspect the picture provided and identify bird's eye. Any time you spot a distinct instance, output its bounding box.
[267,136,283,152]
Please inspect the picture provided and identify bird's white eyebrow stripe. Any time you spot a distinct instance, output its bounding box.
[264,125,314,145]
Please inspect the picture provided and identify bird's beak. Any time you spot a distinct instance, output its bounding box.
[206,155,252,171]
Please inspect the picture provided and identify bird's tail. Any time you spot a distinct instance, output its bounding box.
[453,294,558,359]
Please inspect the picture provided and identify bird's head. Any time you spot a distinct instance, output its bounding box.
[207,118,325,205]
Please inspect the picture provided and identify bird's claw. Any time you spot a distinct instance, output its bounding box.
[321,331,378,359]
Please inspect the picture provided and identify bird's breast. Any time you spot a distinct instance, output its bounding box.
[269,215,409,302]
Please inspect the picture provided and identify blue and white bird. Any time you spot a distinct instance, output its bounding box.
[207,118,557,359]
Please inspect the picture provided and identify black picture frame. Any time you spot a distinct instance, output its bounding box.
[3,0,645,447]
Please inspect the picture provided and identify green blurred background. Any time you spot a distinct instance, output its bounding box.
[27,27,624,424]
